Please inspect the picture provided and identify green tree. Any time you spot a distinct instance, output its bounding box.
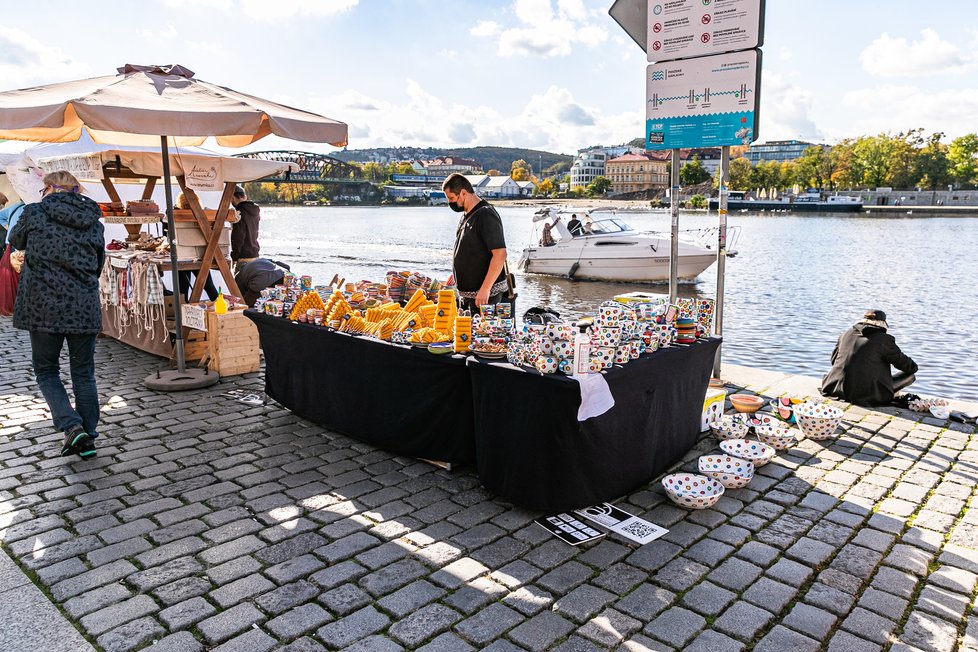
[915,132,951,190]
[948,133,978,187]
[853,134,894,188]
[887,129,925,189]
[585,176,612,196]
[361,162,386,183]
[679,156,711,185]
[750,160,782,191]
[829,139,858,189]
[727,157,753,191]
[794,146,833,189]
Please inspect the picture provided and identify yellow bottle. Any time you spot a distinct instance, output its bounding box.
[215,288,228,315]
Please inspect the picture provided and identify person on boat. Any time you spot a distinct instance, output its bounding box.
[567,213,585,237]
[9,170,104,459]
[539,222,556,247]
[230,185,261,274]
[235,258,290,308]
[442,173,510,312]
[820,309,918,406]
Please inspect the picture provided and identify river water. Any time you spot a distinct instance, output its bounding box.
[257,205,978,402]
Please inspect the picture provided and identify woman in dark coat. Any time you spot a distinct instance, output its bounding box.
[820,309,918,406]
[9,171,105,458]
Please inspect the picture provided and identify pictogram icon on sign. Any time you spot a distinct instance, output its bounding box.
[700,33,711,43]
[701,14,711,24]
[652,41,662,51]
[653,22,662,33]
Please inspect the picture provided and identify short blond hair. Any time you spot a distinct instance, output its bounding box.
[42,170,84,194]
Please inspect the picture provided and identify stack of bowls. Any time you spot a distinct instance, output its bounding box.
[753,425,796,451]
[710,415,748,441]
[675,318,697,344]
[720,438,776,467]
[698,455,755,489]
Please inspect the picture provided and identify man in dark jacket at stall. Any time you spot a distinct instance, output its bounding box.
[821,309,918,406]
[10,171,104,458]
[230,185,261,273]
[234,258,289,307]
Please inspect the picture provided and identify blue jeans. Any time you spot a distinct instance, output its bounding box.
[30,332,100,438]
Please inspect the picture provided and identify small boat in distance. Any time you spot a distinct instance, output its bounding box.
[517,207,738,283]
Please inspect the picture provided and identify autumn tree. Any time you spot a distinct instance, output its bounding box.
[535,178,555,196]
[948,133,978,187]
[511,159,530,181]
[915,132,951,190]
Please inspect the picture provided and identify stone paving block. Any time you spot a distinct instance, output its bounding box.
[783,602,838,639]
[159,596,216,631]
[430,557,489,589]
[255,580,320,615]
[805,582,857,615]
[267,603,333,640]
[857,586,909,620]
[0,581,95,652]
[871,565,919,599]
[938,543,978,574]
[897,610,960,651]
[319,583,372,616]
[206,555,263,585]
[681,580,736,616]
[95,616,166,652]
[152,577,213,606]
[827,630,883,652]
[308,560,368,590]
[885,544,934,577]
[754,624,821,652]
[145,631,204,652]
[785,536,836,566]
[316,606,390,649]
[615,582,674,622]
[197,602,266,645]
[50,559,137,601]
[915,584,970,622]
[653,556,709,591]
[742,576,798,613]
[928,564,978,595]
[550,584,616,624]
[442,576,508,615]
[198,534,266,565]
[644,606,705,648]
[537,560,593,594]
[685,538,734,566]
[265,553,325,585]
[208,628,277,652]
[709,556,763,592]
[591,562,645,595]
[134,535,207,568]
[208,572,276,609]
[491,559,545,588]
[766,557,814,586]
[839,606,897,645]
[340,635,405,651]
[359,558,428,597]
[735,540,780,567]
[685,629,745,652]
[508,610,576,651]
[377,580,446,618]
[78,593,159,637]
[626,540,682,572]
[575,608,641,647]
[275,637,327,652]
[503,585,554,616]
[62,582,132,619]
[314,532,380,564]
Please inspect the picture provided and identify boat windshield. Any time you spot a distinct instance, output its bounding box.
[585,218,633,234]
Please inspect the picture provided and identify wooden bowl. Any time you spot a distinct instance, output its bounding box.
[729,394,764,413]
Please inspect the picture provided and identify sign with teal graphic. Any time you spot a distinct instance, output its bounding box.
[646,49,760,150]
[647,0,764,62]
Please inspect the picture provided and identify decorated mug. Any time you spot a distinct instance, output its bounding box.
[615,345,631,364]
[535,355,558,374]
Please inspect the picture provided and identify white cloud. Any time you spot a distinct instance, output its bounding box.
[487,0,608,58]
[841,84,978,139]
[140,24,177,41]
[859,28,974,77]
[0,26,92,90]
[159,0,357,20]
[470,21,500,38]
[757,71,820,142]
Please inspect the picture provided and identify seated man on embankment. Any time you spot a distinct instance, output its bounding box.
[820,309,918,406]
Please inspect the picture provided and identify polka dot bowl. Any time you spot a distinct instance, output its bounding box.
[753,425,797,451]
[697,455,755,489]
[719,438,776,467]
[710,415,749,441]
[794,402,844,440]
[661,473,725,509]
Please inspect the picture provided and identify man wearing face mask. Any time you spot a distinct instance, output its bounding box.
[442,173,509,312]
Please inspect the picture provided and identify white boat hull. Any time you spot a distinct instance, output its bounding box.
[522,238,716,282]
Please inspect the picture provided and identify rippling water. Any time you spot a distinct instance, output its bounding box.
[258,205,978,402]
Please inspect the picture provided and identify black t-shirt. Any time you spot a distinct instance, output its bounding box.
[452,200,506,293]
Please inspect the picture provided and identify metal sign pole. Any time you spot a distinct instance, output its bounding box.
[669,149,680,303]
[713,145,730,378]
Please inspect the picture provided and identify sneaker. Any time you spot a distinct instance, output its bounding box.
[61,426,90,456]
[77,437,97,459]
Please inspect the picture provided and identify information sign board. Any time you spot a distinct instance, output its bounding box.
[646,49,760,150]
[647,0,764,61]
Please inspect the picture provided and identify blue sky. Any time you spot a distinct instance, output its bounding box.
[1,0,977,154]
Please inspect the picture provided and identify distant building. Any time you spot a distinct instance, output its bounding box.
[516,180,535,197]
[606,152,670,194]
[745,140,823,165]
[681,148,722,174]
[570,145,643,189]
[483,175,521,198]
[424,156,482,177]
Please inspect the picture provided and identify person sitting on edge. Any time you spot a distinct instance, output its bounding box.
[539,222,556,247]
[820,309,918,406]
[234,258,290,308]
[230,185,261,274]
[567,213,584,237]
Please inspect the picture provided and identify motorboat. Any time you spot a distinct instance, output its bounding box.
[517,207,738,283]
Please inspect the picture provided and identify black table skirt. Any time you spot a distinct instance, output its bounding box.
[469,338,721,511]
[247,311,476,464]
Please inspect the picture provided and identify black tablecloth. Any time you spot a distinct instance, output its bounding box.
[247,311,476,464]
[468,338,721,511]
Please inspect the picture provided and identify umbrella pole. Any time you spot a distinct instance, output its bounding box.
[144,136,219,391]
[162,136,186,373]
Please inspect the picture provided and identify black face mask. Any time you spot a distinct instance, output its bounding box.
[448,199,465,213]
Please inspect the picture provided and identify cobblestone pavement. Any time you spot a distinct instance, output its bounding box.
[1,319,976,652]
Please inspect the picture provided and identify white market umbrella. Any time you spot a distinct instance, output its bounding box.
[0,64,348,389]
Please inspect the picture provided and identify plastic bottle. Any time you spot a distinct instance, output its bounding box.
[215,288,228,315]
[572,320,592,377]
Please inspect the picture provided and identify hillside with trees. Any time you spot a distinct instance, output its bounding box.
[331,146,572,178]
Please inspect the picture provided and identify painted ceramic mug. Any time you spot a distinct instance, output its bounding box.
[535,355,558,374]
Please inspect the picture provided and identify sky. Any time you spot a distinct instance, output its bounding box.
[2,0,977,156]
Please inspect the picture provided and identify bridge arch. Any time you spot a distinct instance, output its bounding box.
[233,150,362,182]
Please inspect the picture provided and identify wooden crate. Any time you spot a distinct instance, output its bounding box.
[206,309,260,376]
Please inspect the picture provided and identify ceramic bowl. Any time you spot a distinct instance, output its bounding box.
[769,398,798,423]
[719,438,776,467]
[753,425,797,451]
[794,402,844,440]
[710,415,749,441]
[697,455,755,489]
[735,413,780,430]
[661,473,725,509]
[729,394,765,413]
